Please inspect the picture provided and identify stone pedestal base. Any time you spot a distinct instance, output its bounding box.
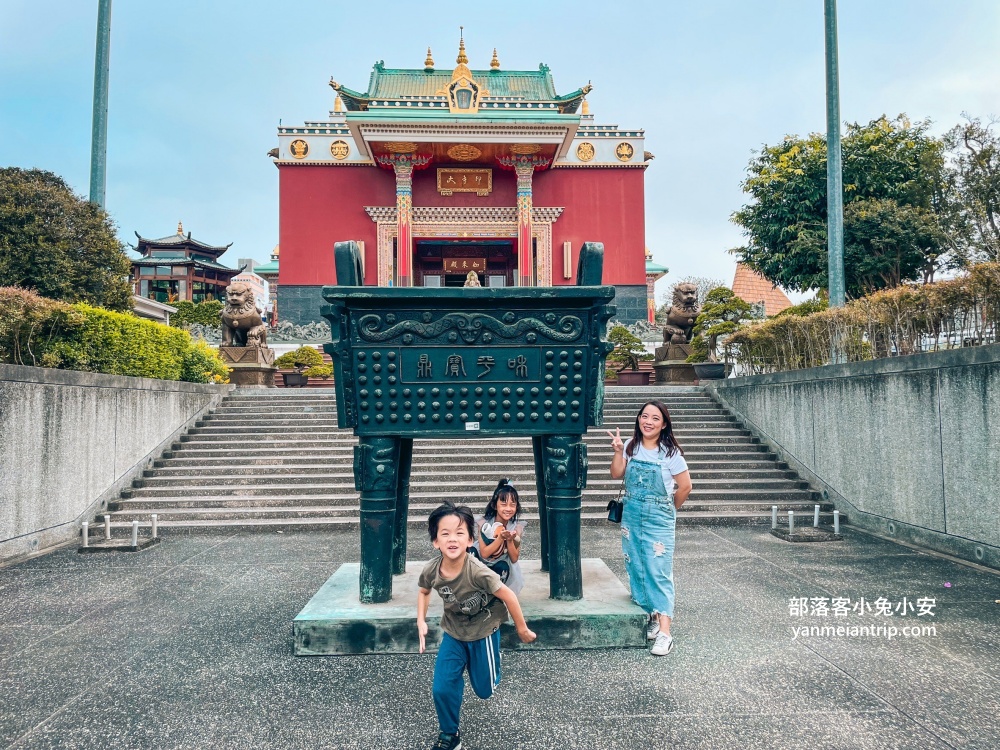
[220,346,277,387]
[293,559,646,655]
[653,360,697,384]
[654,343,692,361]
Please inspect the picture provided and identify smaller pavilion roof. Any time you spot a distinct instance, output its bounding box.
[254,259,279,275]
[133,222,232,257]
[732,263,792,317]
[132,257,238,273]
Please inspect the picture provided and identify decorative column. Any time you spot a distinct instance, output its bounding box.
[499,154,550,286]
[375,153,431,287]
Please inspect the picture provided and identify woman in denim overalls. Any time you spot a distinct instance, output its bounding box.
[608,401,692,656]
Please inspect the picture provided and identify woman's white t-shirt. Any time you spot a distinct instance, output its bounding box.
[622,438,689,495]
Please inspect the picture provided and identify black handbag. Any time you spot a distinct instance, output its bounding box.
[607,480,625,523]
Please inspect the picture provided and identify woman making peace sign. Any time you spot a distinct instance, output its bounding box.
[608,400,692,656]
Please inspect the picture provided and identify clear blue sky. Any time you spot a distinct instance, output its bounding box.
[2,1,998,302]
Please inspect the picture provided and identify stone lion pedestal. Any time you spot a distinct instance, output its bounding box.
[220,346,277,387]
[653,343,697,385]
[219,282,277,387]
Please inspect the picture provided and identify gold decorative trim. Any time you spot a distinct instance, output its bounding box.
[576,142,595,161]
[384,141,418,153]
[446,144,482,162]
[615,142,635,162]
[510,144,541,155]
[289,140,309,159]
[330,140,350,159]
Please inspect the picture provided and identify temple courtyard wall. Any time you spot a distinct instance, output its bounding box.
[706,343,1000,571]
[0,364,227,563]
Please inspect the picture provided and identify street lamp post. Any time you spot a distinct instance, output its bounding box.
[89,0,113,207]
[824,0,846,308]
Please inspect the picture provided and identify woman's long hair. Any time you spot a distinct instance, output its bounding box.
[484,477,522,522]
[625,400,683,459]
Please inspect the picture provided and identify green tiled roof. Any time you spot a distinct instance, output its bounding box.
[132,258,237,273]
[334,62,588,113]
[646,260,668,275]
[254,260,279,275]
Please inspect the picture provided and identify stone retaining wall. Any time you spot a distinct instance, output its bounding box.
[704,344,1000,570]
[0,365,229,562]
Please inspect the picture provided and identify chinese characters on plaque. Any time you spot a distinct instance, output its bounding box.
[443,258,486,273]
[437,168,492,196]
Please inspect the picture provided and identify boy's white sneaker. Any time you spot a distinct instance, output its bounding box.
[646,613,660,641]
[651,633,674,656]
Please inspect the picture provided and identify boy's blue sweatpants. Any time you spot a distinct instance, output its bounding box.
[433,629,502,734]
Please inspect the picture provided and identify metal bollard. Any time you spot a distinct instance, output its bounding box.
[104,515,112,540]
[814,504,820,527]
[771,505,778,530]
[833,510,840,534]
[81,522,89,548]
[131,520,139,547]
[151,514,158,538]
[788,510,795,535]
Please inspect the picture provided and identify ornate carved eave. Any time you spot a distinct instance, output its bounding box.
[364,206,564,224]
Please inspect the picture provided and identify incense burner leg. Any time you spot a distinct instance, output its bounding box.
[541,433,587,600]
[392,437,413,576]
[354,436,400,603]
[531,435,549,572]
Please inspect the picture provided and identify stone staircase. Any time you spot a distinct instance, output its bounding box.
[106,386,837,532]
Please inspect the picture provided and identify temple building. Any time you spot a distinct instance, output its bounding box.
[130,223,238,304]
[271,36,651,325]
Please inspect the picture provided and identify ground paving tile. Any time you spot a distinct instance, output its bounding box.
[1,525,998,749]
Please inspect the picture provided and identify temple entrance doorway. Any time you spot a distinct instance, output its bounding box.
[414,239,517,288]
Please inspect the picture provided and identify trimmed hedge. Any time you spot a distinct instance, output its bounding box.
[0,287,229,383]
[169,300,223,328]
[728,262,1000,374]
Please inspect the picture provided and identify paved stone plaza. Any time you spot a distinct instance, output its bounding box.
[1,525,998,749]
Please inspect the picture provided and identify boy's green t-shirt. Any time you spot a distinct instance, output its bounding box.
[419,553,509,641]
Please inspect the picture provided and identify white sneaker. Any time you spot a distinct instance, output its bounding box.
[650,632,674,656]
[645,614,660,641]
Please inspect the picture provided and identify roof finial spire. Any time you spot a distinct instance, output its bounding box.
[490,48,500,70]
[334,94,343,112]
[456,27,468,64]
[581,97,590,116]
[424,46,434,71]
[177,221,184,235]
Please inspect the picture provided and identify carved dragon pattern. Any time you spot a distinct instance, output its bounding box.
[356,312,584,344]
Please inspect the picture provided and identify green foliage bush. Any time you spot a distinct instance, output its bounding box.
[303,364,333,379]
[607,324,652,372]
[170,300,224,328]
[728,262,1000,373]
[275,346,324,369]
[686,287,753,363]
[0,286,230,383]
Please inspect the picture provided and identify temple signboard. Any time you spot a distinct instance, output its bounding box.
[437,168,492,196]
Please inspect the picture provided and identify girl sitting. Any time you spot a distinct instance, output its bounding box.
[475,478,527,595]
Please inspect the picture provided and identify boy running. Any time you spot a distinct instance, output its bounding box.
[417,502,537,750]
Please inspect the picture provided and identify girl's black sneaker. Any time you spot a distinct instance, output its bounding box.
[433,731,462,750]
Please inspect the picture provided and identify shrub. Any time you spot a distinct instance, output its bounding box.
[686,287,753,363]
[607,324,650,372]
[275,346,324,369]
[303,364,333,379]
[728,262,1000,373]
[0,287,231,383]
[0,287,78,367]
[170,300,224,328]
[181,338,230,384]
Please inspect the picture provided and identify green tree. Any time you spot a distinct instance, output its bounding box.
[686,287,753,363]
[731,115,958,297]
[944,116,1000,263]
[0,168,132,310]
[607,324,649,372]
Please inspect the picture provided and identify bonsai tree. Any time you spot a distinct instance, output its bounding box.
[686,287,753,363]
[274,345,324,371]
[303,364,333,379]
[607,324,651,373]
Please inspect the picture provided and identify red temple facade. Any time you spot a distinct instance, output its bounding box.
[272,39,651,325]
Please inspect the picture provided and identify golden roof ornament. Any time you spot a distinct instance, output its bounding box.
[582,98,590,115]
[424,47,434,71]
[490,48,500,70]
[334,95,343,112]
[456,27,468,64]
[177,221,184,235]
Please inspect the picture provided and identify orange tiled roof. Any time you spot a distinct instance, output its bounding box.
[732,263,792,317]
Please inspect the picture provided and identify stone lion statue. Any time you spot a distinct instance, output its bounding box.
[662,283,700,344]
[221,282,268,348]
